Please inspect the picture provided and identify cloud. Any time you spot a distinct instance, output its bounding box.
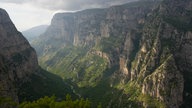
[0,0,136,11]
[0,0,27,4]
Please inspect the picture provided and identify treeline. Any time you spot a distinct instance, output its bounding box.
[0,95,102,108]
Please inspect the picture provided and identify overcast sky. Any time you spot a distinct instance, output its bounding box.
[0,0,136,31]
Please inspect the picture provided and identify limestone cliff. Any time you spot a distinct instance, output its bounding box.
[33,0,159,71]
[130,0,192,107]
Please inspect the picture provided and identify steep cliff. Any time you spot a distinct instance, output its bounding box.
[0,8,38,104]
[33,0,159,80]
[32,0,192,107]
[0,8,74,107]
[129,0,192,107]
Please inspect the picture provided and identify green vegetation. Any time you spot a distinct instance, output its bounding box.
[18,68,75,102]
[76,55,108,87]
[164,16,192,31]
[78,79,115,106]
[1,95,101,108]
[0,97,17,108]
[37,45,115,106]
[39,45,108,87]
[117,82,141,107]
[115,82,166,108]
[138,94,165,108]
[97,36,124,54]
[36,35,145,107]
[19,95,94,108]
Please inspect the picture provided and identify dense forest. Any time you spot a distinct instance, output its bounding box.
[0,95,102,108]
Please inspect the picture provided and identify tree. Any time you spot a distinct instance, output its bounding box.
[18,94,94,108]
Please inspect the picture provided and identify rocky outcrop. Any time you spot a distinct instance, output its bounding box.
[129,0,192,107]
[141,55,184,107]
[119,56,129,75]
[89,50,111,67]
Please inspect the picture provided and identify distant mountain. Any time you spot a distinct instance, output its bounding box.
[22,25,48,42]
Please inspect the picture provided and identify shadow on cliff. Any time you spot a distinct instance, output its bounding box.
[17,67,76,102]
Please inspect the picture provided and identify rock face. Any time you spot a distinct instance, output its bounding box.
[131,0,192,107]
[32,0,192,107]
[0,8,74,107]
[0,8,38,103]
[34,0,159,70]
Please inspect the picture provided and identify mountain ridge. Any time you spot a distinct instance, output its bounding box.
[22,25,49,42]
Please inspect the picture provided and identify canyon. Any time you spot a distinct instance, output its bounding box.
[0,0,192,107]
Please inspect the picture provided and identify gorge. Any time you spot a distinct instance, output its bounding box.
[1,0,192,107]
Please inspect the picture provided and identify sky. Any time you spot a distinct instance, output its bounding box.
[0,0,136,31]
